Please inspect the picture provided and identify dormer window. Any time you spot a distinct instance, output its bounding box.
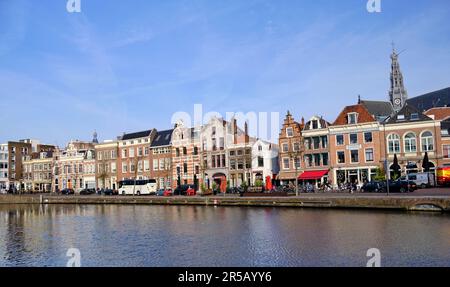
[286,127,294,137]
[397,114,405,121]
[312,120,318,129]
[348,113,358,124]
[410,113,419,120]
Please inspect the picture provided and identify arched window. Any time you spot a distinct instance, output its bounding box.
[404,133,417,153]
[387,134,400,153]
[421,131,434,152]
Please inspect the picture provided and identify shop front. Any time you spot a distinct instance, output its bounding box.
[298,170,329,188]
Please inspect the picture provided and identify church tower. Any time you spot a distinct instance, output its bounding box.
[92,131,98,144]
[389,44,408,112]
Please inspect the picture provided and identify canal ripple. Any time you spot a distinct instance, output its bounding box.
[0,204,450,267]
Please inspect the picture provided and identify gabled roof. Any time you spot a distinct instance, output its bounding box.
[332,104,377,126]
[121,130,153,140]
[360,100,394,122]
[150,129,173,147]
[424,107,450,121]
[384,103,432,124]
[407,87,450,112]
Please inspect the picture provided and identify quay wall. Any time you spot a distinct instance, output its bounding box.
[1,195,450,213]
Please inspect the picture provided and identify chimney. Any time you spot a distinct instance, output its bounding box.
[244,121,249,143]
[233,118,237,144]
[301,117,305,126]
[358,95,361,104]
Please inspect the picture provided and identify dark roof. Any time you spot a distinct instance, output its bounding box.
[121,130,153,140]
[360,100,394,122]
[150,129,173,147]
[384,103,432,124]
[407,87,450,112]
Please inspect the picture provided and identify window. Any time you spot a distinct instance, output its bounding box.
[294,157,301,169]
[138,147,143,157]
[293,142,300,152]
[337,151,345,164]
[144,160,150,171]
[286,127,294,137]
[421,131,434,152]
[258,156,264,167]
[365,149,374,162]
[350,150,359,163]
[313,137,320,149]
[336,135,344,146]
[183,147,187,155]
[404,133,417,153]
[122,162,128,173]
[183,163,188,174]
[219,138,225,150]
[411,113,419,121]
[321,136,328,148]
[193,146,198,155]
[312,120,318,129]
[364,132,373,143]
[121,149,127,158]
[444,145,450,159]
[111,162,117,173]
[176,148,180,157]
[349,134,358,144]
[258,145,263,151]
[159,160,165,170]
[388,134,400,153]
[153,159,158,171]
[282,143,289,153]
[144,147,149,156]
[348,113,358,124]
[283,158,290,169]
[230,151,235,156]
[322,153,329,166]
[129,148,135,158]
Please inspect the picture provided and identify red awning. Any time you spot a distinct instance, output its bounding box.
[298,170,329,180]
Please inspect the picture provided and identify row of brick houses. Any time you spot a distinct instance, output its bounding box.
[2,99,450,193]
[278,101,450,188]
[2,49,450,193]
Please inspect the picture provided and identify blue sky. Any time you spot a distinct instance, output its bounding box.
[1,0,450,146]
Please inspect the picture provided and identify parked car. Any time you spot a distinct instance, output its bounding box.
[401,173,435,189]
[61,189,75,195]
[174,184,196,196]
[163,189,173,197]
[102,189,114,196]
[386,180,417,193]
[361,181,385,193]
[186,186,196,196]
[80,188,96,195]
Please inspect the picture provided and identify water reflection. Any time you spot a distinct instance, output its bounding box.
[0,205,449,267]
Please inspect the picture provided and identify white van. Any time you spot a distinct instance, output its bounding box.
[402,173,435,189]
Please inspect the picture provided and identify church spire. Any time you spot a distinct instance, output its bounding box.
[389,43,408,112]
[92,130,98,144]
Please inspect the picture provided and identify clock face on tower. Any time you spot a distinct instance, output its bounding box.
[394,98,401,106]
